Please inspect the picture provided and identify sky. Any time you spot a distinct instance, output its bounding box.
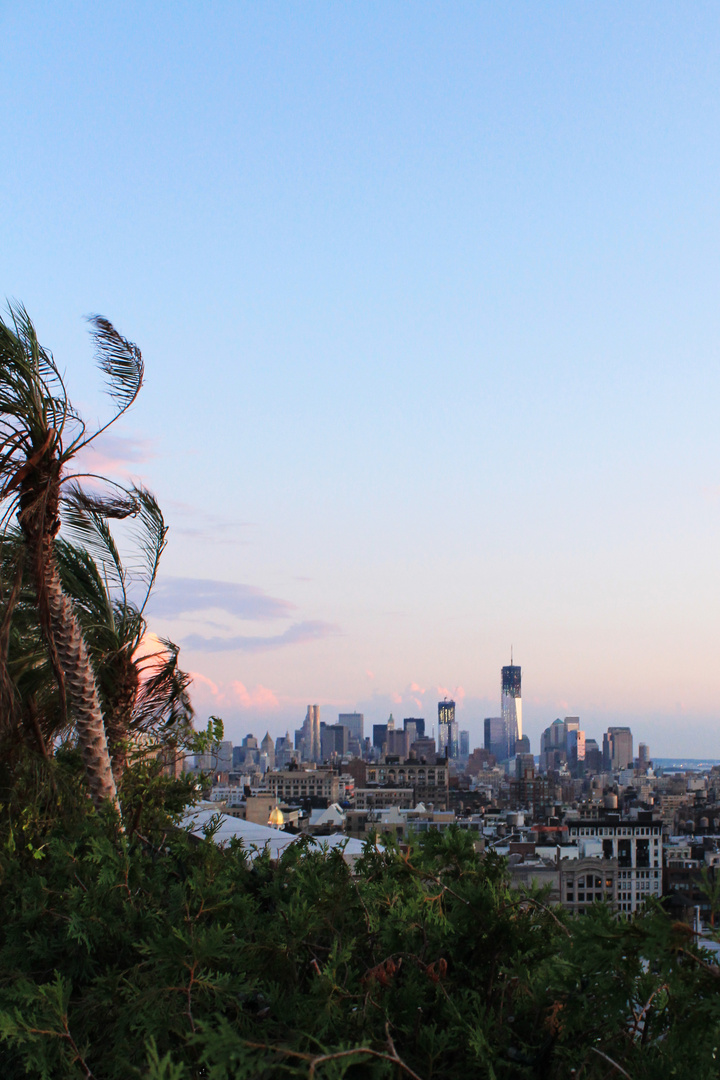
[2,2,720,756]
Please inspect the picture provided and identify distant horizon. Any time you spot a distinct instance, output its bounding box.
[201,685,719,761]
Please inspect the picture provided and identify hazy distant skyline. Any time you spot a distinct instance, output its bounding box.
[3,3,720,756]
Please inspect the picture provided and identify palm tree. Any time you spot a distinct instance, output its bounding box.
[60,485,194,783]
[0,304,144,812]
[0,522,194,785]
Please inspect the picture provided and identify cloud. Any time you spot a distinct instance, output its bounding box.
[189,672,278,710]
[183,620,341,654]
[73,433,156,478]
[437,685,466,704]
[189,670,220,696]
[229,681,279,708]
[148,577,295,621]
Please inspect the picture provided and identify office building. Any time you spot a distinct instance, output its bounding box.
[501,659,522,756]
[373,723,388,752]
[404,717,426,739]
[301,705,321,762]
[603,727,633,771]
[260,733,275,770]
[459,730,470,757]
[567,728,586,776]
[338,713,364,743]
[484,716,509,762]
[321,723,348,760]
[387,728,411,758]
[584,738,602,774]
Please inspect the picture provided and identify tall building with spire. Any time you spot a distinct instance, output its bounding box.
[501,653,522,758]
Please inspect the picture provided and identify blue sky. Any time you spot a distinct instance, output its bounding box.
[3,2,720,755]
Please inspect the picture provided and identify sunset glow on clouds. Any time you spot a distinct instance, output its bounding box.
[189,671,280,713]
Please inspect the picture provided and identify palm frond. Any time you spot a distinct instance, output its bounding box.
[86,315,144,414]
[61,484,140,604]
[0,304,70,460]
[127,486,168,614]
[132,636,194,732]
[55,539,117,634]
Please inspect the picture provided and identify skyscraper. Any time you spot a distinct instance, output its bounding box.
[302,704,321,761]
[501,657,522,758]
[438,699,456,759]
[438,699,455,726]
[404,717,426,739]
[338,713,364,742]
[484,716,509,761]
[603,727,633,770]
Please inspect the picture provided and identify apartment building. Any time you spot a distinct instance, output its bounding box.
[265,767,340,804]
[564,812,662,914]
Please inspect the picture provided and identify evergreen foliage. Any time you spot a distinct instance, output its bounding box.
[1,763,720,1079]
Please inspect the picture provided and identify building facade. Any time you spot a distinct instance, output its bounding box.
[365,759,449,809]
[265,767,339,804]
[484,716,509,762]
[564,813,662,914]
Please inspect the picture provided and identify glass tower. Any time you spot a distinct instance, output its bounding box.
[501,660,522,757]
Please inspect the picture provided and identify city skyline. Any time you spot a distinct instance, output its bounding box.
[3,5,720,758]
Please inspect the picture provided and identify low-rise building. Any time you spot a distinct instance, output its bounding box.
[265,767,340,804]
[364,758,449,808]
[355,787,414,811]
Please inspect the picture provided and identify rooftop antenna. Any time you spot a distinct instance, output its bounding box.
[511,644,513,665]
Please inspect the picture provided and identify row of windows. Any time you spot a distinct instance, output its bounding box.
[369,772,445,782]
[575,826,659,836]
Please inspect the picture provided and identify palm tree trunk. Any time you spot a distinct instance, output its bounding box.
[44,560,120,812]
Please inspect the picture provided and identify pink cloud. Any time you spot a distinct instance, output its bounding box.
[72,433,156,481]
[436,685,466,704]
[409,682,426,694]
[188,671,278,711]
[229,680,279,709]
[189,670,220,697]
[390,691,402,704]
[366,670,375,680]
